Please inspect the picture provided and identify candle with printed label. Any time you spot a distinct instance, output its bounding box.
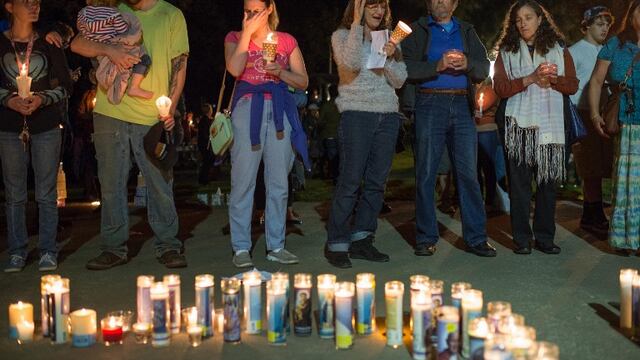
[40,275,61,337]
[47,278,70,344]
[70,309,97,348]
[411,289,432,360]
[195,275,215,337]
[137,275,154,325]
[356,273,375,335]
[150,282,170,347]
[267,279,287,346]
[221,278,242,343]
[163,275,181,334]
[461,289,483,358]
[243,270,262,334]
[385,281,404,348]
[335,282,355,350]
[293,273,313,336]
[317,274,337,339]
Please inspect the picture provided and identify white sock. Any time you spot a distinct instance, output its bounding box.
[271,248,283,254]
[235,250,249,256]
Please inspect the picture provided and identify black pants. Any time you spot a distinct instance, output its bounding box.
[508,157,556,248]
[198,147,215,184]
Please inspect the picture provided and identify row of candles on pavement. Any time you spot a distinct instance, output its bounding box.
[8,273,559,359]
[619,268,640,336]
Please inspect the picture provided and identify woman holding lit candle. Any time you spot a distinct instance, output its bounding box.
[325,0,407,269]
[0,0,72,273]
[224,0,310,268]
[493,0,578,255]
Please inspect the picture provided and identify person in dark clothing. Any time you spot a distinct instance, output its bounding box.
[1,0,72,272]
[197,103,215,185]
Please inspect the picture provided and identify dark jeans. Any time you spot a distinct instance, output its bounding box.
[323,138,339,181]
[327,111,401,252]
[198,146,215,184]
[508,156,556,248]
[415,93,487,247]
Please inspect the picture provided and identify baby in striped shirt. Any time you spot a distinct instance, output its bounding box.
[77,0,153,104]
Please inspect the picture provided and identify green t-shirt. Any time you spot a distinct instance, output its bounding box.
[94,0,189,125]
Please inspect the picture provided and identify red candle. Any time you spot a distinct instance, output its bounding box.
[101,317,123,345]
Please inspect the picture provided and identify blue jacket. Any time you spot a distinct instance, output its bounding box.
[231,81,311,170]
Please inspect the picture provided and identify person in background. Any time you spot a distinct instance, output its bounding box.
[569,6,614,237]
[325,0,407,269]
[494,0,578,255]
[224,0,310,268]
[318,84,340,182]
[403,0,494,257]
[1,0,72,272]
[588,0,640,253]
[197,103,215,185]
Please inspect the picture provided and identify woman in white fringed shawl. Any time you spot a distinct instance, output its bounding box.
[494,0,578,255]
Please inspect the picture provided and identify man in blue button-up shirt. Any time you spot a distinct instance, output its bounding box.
[402,0,496,257]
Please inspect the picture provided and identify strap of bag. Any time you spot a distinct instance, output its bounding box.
[216,70,237,114]
[621,51,640,87]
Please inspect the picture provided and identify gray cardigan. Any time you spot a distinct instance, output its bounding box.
[332,25,408,114]
[401,16,490,113]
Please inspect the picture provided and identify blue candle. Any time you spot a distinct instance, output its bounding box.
[272,273,291,335]
[163,275,181,334]
[436,306,459,355]
[151,282,170,347]
[411,290,432,360]
[136,275,154,325]
[335,282,355,350]
[317,274,337,339]
[195,275,215,338]
[267,279,287,345]
[356,273,375,335]
[243,271,262,334]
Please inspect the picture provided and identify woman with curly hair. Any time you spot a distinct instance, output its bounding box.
[589,1,640,252]
[493,0,578,255]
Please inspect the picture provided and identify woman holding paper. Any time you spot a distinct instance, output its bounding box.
[224,0,310,268]
[325,0,407,269]
[0,0,72,272]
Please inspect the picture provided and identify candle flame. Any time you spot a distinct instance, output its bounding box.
[479,92,485,106]
[20,64,27,76]
[188,308,198,326]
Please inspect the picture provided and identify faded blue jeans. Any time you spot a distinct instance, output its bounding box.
[326,111,401,252]
[229,97,294,252]
[0,128,61,258]
[415,93,487,247]
[92,113,181,258]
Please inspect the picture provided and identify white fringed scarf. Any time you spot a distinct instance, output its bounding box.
[501,40,566,183]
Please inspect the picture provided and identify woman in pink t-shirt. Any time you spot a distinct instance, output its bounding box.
[224,0,309,268]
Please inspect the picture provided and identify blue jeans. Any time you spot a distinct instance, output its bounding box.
[92,113,181,258]
[0,128,61,258]
[326,111,401,252]
[229,97,294,252]
[415,94,487,247]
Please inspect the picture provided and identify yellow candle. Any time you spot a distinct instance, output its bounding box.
[9,302,33,340]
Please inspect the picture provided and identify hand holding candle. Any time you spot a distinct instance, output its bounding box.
[156,96,172,118]
[390,21,412,45]
[16,63,32,99]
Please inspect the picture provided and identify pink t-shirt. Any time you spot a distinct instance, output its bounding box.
[224,31,298,85]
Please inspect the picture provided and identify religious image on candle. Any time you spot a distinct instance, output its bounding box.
[293,274,312,336]
[317,274,337,339]
[243,270,262,335]
[437,306,460,356]
[221,278,241,343]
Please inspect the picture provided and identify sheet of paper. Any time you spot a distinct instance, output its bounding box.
[366,30,388,70]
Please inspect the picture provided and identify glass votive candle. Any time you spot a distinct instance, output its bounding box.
[107,310,134,332]
[132,322,151,344]
[16,320,35,344]
[497,313,525,334]
[188,324,203,347]
[182,306,197,330]
[215,308,225,335]
[101,316,124,346]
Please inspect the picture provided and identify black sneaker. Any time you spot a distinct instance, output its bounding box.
[414,244,437,256]
[86,252,127,270]
[158,250,188,268]
[349,236,390,262]
[324,246,352,269]
[466,242,497,257]
[534,242,561,255]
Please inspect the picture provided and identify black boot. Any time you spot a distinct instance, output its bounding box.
[324,245,352,269]
[349,236,390,262]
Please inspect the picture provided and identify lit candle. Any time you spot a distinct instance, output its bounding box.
[334,282,355,350]
[136,275,154,325]
[317,274,337,339]
[429,280,444,308]
[487,301,512,333]
[411,289,433,360]
[478,92,485,118]
[40,275,61,337]
[410,275,430,306]
[163,275,181,334]
[101,316,123,346]
[451,282,472,309]
[436,306,460,355]
[620,269,637,330]
[532,341,559,360]
[195,274,215,338]
[8,302,33,340]
[150,282,170,347]
[272,272,291,334]
[468,317,490,357]
[508,325,536,359]
[355,273,375,336]
[132,322,151,344]
[16,63,32,99]
[243,270,262,335]
[385,281,404,348]
[216,308,224,334]
[70,309,97,348]
[633,273,640,338]
[461,289,483,358]
[16,320,34,344]
[293,273,313,336]
[262,32,278,63]
[484,333,513,360]
[267,279,288,346]
[498,313,525,335]
[46,278,70,345]
[155,95,172,117]
[389,20,413,45]
[187,323,203,347]
[221,278,242,343]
